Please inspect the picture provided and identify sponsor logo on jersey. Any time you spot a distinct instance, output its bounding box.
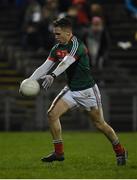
[56,50,68,61]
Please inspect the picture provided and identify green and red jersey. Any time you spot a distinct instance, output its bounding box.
[48,36,95,91]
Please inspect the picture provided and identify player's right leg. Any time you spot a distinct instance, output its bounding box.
[41,98,70,162]
[41,87,77,162]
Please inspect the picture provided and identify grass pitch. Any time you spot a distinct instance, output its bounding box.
[0,131,137,179]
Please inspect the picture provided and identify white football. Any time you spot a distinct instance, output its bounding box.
[20,79,40,96]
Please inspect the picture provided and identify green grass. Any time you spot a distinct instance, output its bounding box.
[0,131,137,178]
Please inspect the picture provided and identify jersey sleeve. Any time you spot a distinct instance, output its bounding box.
[48,45,58,62]
[69,38,88,60]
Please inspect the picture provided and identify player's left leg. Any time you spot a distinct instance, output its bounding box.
[88,106,128,165]
[72,84,127,165]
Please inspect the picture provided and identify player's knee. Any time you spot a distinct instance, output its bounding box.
[47,109,59,121]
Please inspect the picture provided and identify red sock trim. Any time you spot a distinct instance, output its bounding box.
[113,143,125,155]
[54,142,64,155]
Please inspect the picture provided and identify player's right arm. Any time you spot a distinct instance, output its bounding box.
[29,45,58,80]
[29,59,55,80]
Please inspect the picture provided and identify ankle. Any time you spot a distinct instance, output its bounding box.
[53,139,64,155]
[113,143,125,155]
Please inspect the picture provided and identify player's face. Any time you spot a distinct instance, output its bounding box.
[53,27,71,44]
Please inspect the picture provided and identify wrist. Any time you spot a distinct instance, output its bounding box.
[50,73,56,79]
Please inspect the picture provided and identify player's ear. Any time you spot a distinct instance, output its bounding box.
[66,30,71,36]
[66,28,71,35]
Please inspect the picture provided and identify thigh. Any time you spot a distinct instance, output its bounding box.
[48,86,78,118]
[48,98,70,118]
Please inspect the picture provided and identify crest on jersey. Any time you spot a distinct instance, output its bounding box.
[56,50,68,61]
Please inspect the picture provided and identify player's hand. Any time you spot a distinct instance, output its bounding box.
[41,75,54,90]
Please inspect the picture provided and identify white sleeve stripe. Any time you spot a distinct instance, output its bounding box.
[69,37,77,55]
[73,38,78,56]
[72,38,78,56]
[70,37,78,56]
[71,38,78,56]
[69,36,79,57]
[54,43,59,48]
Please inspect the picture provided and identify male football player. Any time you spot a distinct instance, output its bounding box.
[26,17,127,165]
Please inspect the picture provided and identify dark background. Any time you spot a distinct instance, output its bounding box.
[0,0,137,132]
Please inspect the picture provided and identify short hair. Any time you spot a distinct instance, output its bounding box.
[53,17,72,29]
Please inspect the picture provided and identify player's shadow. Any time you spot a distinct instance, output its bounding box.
[43,161,64,169]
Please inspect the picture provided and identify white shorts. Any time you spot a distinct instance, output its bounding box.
[56,84,102,111]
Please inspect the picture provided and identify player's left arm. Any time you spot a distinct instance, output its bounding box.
[42,41,85,90]
[53,55,76,76]
[42,55,76,89]
[52,42,87,77]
